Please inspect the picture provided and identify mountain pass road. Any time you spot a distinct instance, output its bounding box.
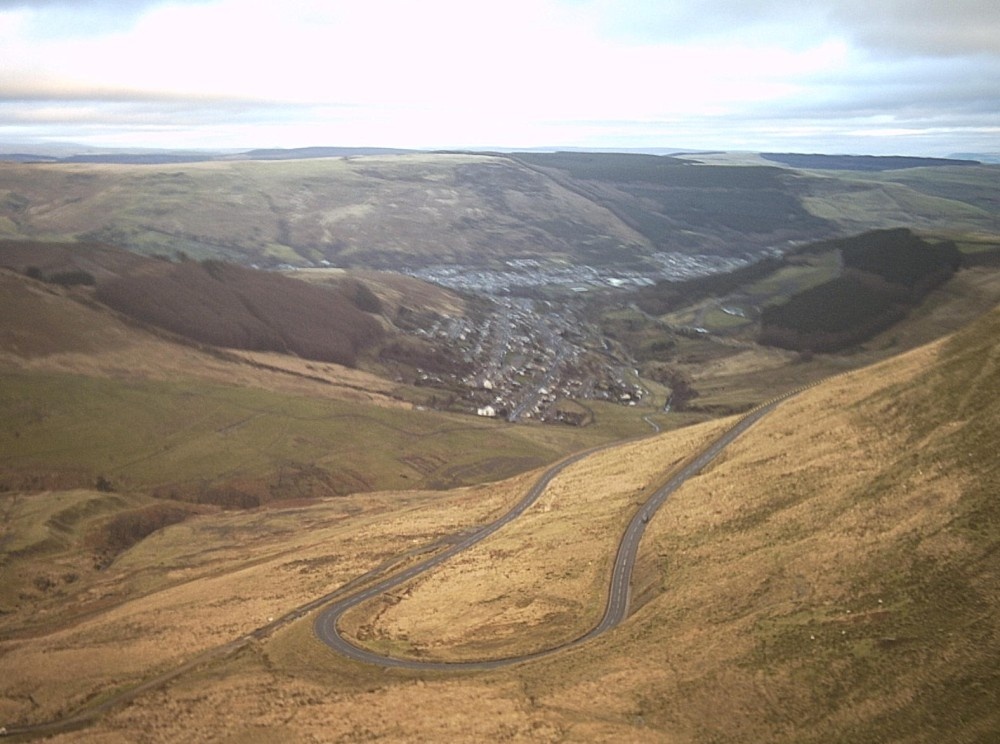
[314,395,790,669]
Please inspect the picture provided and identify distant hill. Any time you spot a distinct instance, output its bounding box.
[58,153,218,165]
[0,151,996,275]
[235,146,416,160]
[0,153,60,163]
[512,151,835,256]
[0,146,416,165]
[949,152,1000,164]
[761,153,980,170]
[0,151,221,165]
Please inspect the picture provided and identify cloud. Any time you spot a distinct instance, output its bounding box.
[825,0,1000,56]
[0,0,997,154]
[0,1,845,116]
[575,0,1000,56]
[0,0,217,41]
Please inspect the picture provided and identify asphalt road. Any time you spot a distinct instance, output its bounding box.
[314,396,789,669]
[2,397,789,738]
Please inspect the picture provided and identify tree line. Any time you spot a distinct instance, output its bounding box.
[759,229,961,352]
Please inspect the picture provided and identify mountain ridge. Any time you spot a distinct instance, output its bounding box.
[1,151,995,274]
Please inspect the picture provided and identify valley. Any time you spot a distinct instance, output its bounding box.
[0,149,999,742]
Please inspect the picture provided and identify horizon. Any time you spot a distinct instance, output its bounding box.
[1,1,998,158]
[1,141,996,162]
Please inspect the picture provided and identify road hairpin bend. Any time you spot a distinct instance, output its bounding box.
[314,394,792,669]
[2,395,793,739]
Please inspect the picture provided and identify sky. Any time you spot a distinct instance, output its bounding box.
[1,0,998,156]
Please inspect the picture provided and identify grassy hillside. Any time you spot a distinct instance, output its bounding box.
[1,153,996,272]
[311,302,1000,741]
[0,342,606,509]
[3,300,996,741]
[595,303,1000,742]
[800,165,999,237]
[0,266,622,506]
[0,370,546,498]
[513,152,835,254]
[0,154,649,269]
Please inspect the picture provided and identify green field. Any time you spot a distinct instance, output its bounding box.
[0,370,624,501]
[800,165,999,236]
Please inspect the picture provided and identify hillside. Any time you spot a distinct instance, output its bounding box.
[511,152,835,255]
[0,153,996,278]
[96,258,384,367]
[320,305,999,739]
[759,229,962,351]
[600,227,1000,416]
[0,154,650,270]
[1,150,999,741]
[0,266,618,503]
[0,238,486,383]
[1,296,996,741]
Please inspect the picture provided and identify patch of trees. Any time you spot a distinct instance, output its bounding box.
[91,504,193,568]
[96,259,384,366]
[961,248,1000,268]
[379,336,472,377]
[759,229,961,352]
[514,152,811,189]
[758,276,907,351]
[24,266,96,286]
[513,152,832,247]
[645,365,699,411]
[837,228,961,290]
[636,256,785,316]
[618,185,820,242]
[339,277,383,314]
[761,153,980,171]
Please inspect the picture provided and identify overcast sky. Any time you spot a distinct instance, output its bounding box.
[1,0,998,155]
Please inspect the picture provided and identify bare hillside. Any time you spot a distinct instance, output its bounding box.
[2,300,997,741]
[0,267,402,403]
[1,153,995,275]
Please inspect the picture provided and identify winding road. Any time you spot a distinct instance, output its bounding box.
[314,395,790,669]
[2,396,791,738]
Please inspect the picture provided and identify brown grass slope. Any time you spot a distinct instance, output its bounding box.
[0,265,400,403]
[0,240,387,368]
[0,239,150,281]
[95,259,384,367]
[2,305,991,742]
[587,305,1000,743]
[315,304,1000,741]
